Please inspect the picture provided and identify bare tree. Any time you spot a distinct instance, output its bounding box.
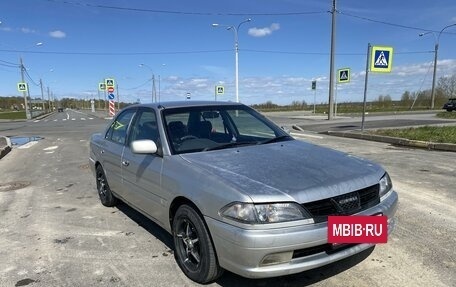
[437,74,456,99]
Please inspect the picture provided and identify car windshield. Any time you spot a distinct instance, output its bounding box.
[162,105,292,154]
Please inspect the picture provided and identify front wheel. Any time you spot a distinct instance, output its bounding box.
[172,205,223,283]
[96,165,118,207]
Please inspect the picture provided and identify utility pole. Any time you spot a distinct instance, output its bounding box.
[152,75,157,102]
[47,86,50,111]
[19,57,31,119]
[328,0,337,120]
[97,89,101,110]
[39,79,45,112]
[116,84,120,110]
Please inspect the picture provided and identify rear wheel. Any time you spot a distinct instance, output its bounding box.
[172,205,223,283]
[96,165,117,207]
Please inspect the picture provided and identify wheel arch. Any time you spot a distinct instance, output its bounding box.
[169,196,202,228]
[169,196,221,257]
[169,196,224,282]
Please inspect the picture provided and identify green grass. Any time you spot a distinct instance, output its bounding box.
[370,126,456,144]
[436,111,456,119]
[0,111,26,120]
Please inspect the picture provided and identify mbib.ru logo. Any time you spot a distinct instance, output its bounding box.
[328,215,388,244]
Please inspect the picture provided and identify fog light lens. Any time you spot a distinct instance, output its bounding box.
[260,251,293,266]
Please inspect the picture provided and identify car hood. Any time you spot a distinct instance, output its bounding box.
[179,140,385,203]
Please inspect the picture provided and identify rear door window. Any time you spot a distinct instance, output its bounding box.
[105,109,136,145]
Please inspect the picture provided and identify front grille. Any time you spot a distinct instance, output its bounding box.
[292,243,359,259]
[302,184,380,223]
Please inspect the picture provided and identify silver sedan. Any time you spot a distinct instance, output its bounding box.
[89,101,398,283]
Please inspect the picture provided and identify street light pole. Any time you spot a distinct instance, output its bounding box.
[139,63,156,103]
[19,57,31,119]
[212,18,251,103]
[39,78,45,111]
[430,41,439,109]
[419,23,456,109]
[328,0,337,120]
[17,42,44,119]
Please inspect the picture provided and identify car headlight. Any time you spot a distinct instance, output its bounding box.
[220,202,313,224]
[379,172,393,199]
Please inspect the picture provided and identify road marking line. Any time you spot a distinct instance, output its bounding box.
[290,132,324,139]
[53,119,58,122]
[81,118,86,120]
[89,117,94,120]
[33,120,40,123]
[71,118,76,121]
[17,141,38,149]
[43,146,59,151]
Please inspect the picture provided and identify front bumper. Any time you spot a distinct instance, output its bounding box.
[88,156,96,177]
[206,190,398,279]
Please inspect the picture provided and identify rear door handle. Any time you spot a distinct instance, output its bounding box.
[122,161,130,167]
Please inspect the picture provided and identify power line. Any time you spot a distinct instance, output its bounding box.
[124,78,153,91]
[244,49,434,55]
[0,48,434,56]
[46,0,327,16]
[45,0,455,35]
[339,11,456,35]
[0,48,231,56]
[0,59,20,67]
[24,69,40,86]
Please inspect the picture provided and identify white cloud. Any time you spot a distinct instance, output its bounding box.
[123,59,456,105]
[49,30,66,38]
[248,23,280,37]
[21,27,36,34]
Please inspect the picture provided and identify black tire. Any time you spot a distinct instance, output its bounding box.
[95,165,118,207]
[172,205,223,283]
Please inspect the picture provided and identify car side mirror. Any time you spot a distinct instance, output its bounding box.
[131,139,158,154]
[281,126,290,134]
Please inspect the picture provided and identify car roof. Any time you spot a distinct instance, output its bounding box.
[126,101,244,110]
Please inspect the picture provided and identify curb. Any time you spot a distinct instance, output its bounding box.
[325,131,456,152]
[0,136,12,160]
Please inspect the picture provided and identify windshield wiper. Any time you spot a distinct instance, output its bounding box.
[203,141,256,151]
[259,135,292,145]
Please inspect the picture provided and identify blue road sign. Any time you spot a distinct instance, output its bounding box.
[371,46,393,73]
[108,93,115,100]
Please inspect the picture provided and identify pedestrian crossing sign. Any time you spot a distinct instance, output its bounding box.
[17,82,27,92]
[105,78,115,88]
[216,85,224,95]
[371,46,393,73]
[337,68,350,83]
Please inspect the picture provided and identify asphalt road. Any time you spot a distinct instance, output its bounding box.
[0,110,454,287]
[264,110,456,133]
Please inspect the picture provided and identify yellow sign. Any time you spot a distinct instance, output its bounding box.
[337,68,350,83]
[216,86,224,95]
[17,82,27,92]
[105,78,115,88]
[99,83,106,91]
[371,46,393,73]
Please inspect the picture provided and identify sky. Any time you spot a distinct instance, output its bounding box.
[0,0,456,105]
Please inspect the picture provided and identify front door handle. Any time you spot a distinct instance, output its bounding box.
[122,161,130,167]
